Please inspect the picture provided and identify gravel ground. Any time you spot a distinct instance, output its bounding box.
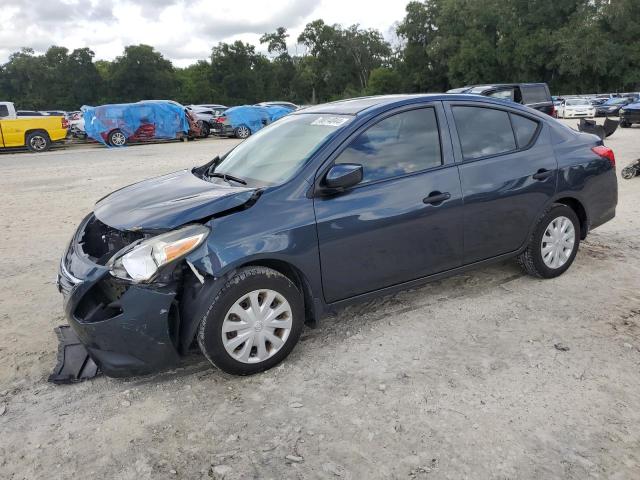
[1,124,639,479]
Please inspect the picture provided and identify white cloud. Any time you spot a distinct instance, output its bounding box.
[0,0,410,67]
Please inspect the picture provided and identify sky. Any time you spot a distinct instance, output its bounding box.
[0,0,410,67]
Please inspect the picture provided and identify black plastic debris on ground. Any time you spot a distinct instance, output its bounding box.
[577,118,619,140]
[48,325,101,384]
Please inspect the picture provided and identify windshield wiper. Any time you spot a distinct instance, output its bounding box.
[209,172,247,185]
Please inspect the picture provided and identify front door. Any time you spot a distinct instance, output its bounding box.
[314,104,464,303]
[445,102,558,264]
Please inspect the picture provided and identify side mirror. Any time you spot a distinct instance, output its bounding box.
[323,163,363,191]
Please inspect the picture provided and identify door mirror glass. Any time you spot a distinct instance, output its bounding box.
[324,163,363,190]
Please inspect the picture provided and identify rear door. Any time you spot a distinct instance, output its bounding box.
[314,103,464,303]
[444,102,557,264]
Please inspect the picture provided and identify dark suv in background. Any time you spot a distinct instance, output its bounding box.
[448,83,554,116]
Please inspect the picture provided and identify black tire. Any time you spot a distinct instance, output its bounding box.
[26,131,51,152]
[517,204,581,279]
[620,121,629,128]
[108,129,127,147]
[200,122,210,138]
[622,166,637,179]
[234,125,251,139]
[197,266,304,375]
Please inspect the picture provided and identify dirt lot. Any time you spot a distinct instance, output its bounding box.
[1,124,639,479]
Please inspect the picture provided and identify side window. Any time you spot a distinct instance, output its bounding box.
[335,108,441,183]
[510,114,539,148]
[452,106,516,160]
[488,89,514,101]
[0,105,9,117]
[522,85,549,104]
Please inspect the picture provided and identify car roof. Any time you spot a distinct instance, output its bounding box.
[294,93,541,117]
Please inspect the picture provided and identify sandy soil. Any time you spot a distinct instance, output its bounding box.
[1,124,639,479]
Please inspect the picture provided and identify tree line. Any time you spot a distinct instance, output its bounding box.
[1,0,638,111]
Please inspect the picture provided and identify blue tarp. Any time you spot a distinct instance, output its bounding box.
[81,100,189,146]
[224,105,293,134]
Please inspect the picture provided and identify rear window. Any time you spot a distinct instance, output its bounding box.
[521,85,550,104]
[510,114,539,148]
[452,106,516,160]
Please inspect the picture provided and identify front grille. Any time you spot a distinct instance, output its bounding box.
[79,216,143,265]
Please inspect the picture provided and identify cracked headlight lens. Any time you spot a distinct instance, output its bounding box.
[109,224,209,282]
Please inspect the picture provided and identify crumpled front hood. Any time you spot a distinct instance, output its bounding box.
[94,169,256,231]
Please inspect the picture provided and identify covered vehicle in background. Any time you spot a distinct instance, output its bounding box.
[619,102,640,127]
[556,98,595,118]
[211,104,293,139]
[446,83,555,116]
[82,100,192,146]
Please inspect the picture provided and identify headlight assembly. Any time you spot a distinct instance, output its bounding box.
[109,224,209,282]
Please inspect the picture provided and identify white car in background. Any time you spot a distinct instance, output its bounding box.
[557,98,596,118]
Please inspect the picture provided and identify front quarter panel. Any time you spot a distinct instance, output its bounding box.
[188,179,322,294]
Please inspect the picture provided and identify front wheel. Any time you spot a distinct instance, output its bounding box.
[197,267,304,375]
[26,131,51,152]
[517,204,580,279]
[620,121,629,128]
[108,129,127,147]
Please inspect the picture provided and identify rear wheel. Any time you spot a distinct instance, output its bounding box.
[108,129,127,147]
[235,125,251,139]
[26,131,51,152]
[200,122,210,138]
[517,204,580,279]
[197,267,304,375]
[620,121,630,128]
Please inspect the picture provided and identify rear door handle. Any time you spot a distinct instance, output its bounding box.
[423,191,451,205]
[532,169,553,181]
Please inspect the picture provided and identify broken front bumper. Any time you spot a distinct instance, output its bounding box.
[57,218,182,377]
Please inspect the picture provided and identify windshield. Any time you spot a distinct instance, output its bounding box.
[566,99,590,106]
[213,114,352,186]
[604,98,626,105]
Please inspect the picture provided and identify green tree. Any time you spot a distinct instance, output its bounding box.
[109,45,177,102]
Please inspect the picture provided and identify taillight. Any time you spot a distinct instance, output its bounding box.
[62,118,69,129]
[591,145,615,167]
[214,116,226,123]
[551,105,557,118]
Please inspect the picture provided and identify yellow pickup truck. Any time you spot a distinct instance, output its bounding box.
[0,102,68,152]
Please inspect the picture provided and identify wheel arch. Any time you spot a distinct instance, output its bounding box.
[554,196,589,239]
[178,257,320,354]
[235,258,319,328]
[24,129,50,141]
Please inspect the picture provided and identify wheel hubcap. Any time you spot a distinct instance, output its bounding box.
[541,216,575,269]
[112,132,125,145]
[221,289,293,364]
[30,136,46,150]
[238,127,249,138]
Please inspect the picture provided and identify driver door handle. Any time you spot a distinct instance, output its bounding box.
[423,192,451,205]
[532,169,553,181]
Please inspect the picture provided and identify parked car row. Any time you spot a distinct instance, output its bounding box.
[552,93,640,118]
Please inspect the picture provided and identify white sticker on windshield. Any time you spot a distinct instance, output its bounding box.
[310,116,349,127]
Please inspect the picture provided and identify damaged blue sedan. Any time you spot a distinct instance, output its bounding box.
[57,94,618,378]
